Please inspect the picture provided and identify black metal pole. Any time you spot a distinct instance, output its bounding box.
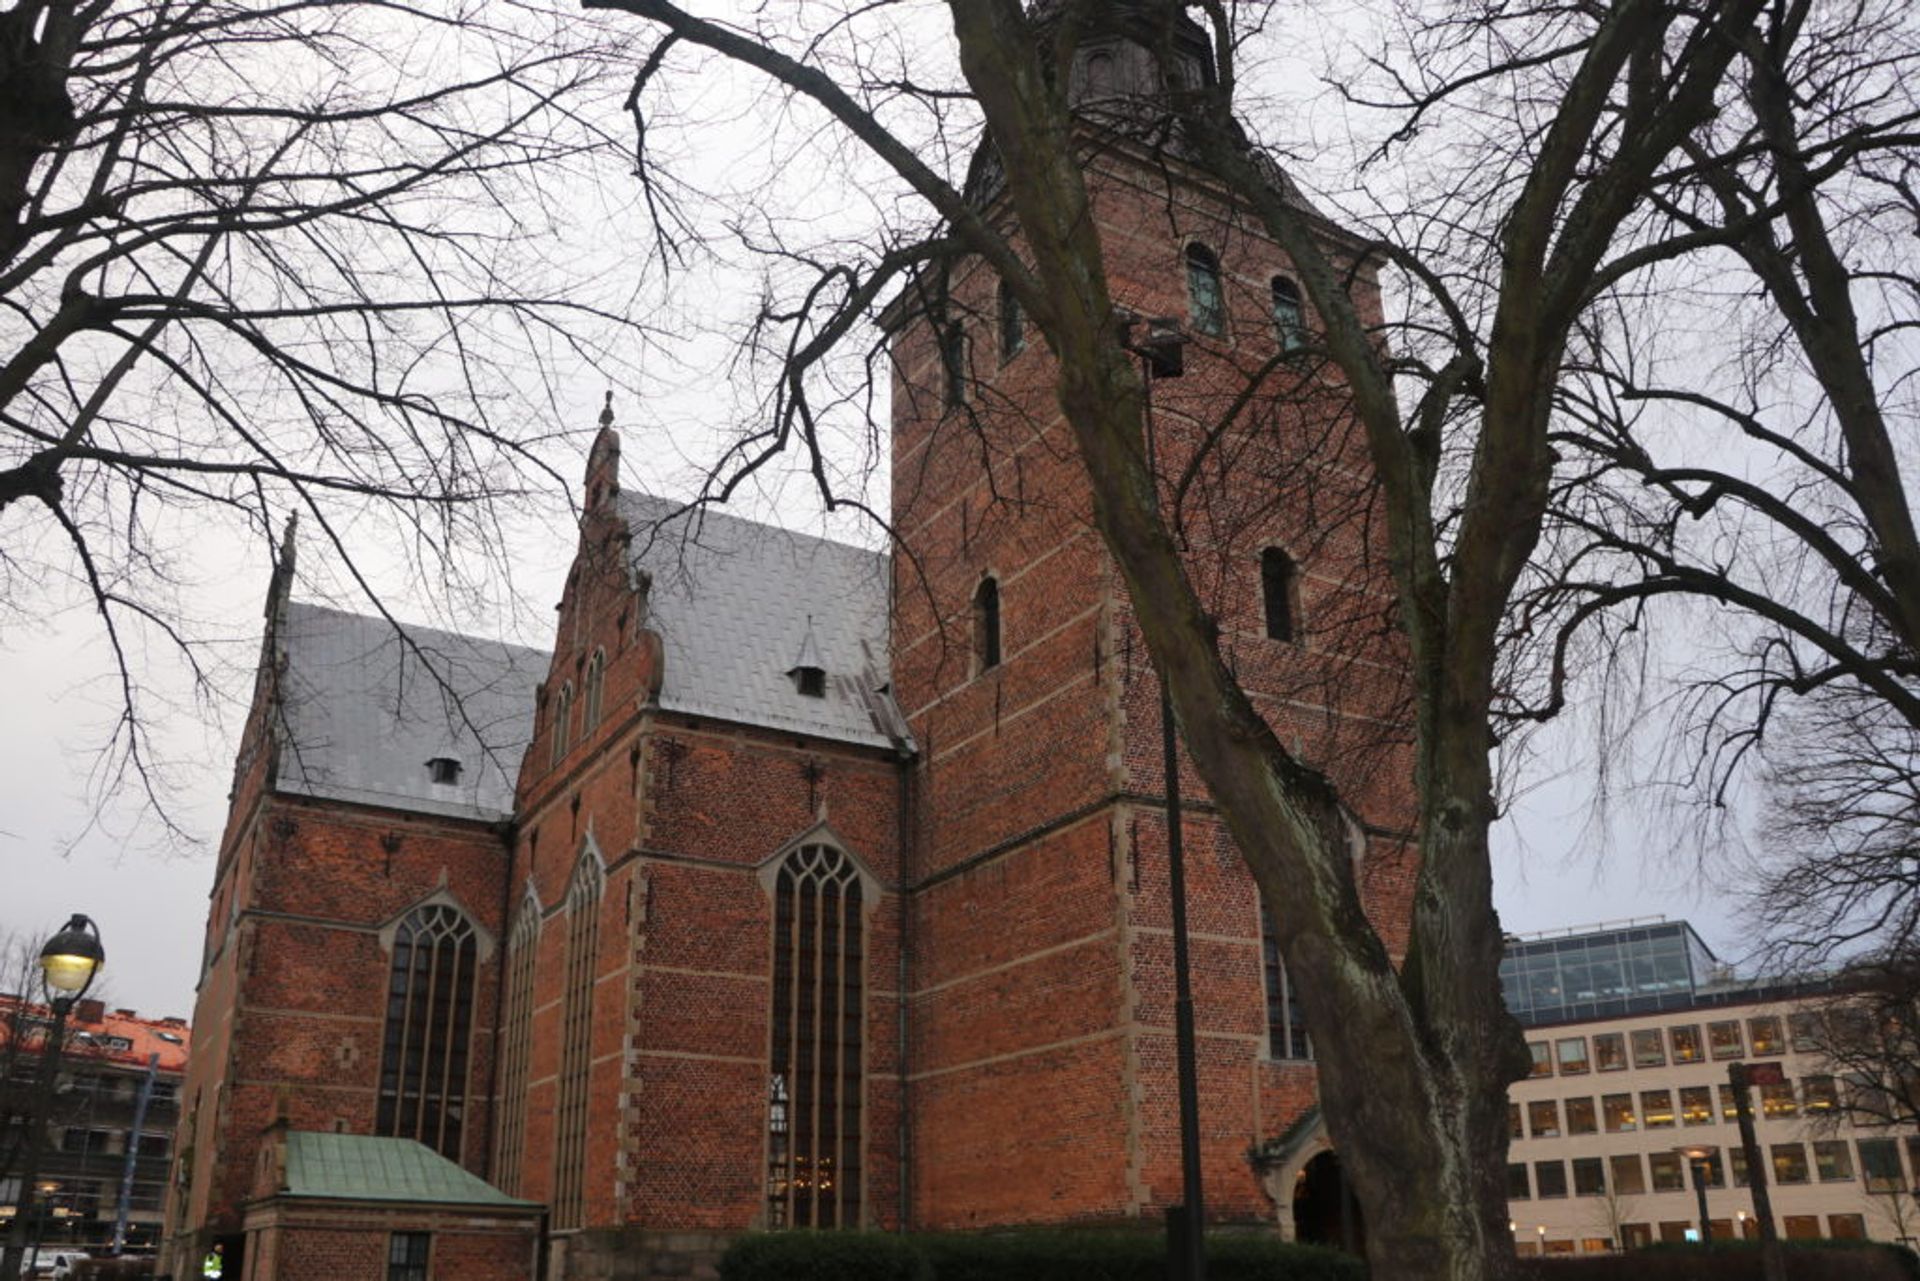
[2,998,72,1278]
[1163,685,1206,1281]
[112,1052,161,1253]
[1692,1161,1711,1244]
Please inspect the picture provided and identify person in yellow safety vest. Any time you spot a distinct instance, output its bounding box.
[202,1243,223,1278]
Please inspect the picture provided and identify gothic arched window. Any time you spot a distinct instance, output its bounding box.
[766,843,866,1229]
[973,576,1002,672]
[1261,547,1297,642]
[1260,902,1312,1060]
[375,903,478,1158]
[582,648,606,733]
[492,895,541,1194]
[1186,242,1224,337]
[1271,276,1305,352]
[550,681,574,768]
[553,852,603,1228]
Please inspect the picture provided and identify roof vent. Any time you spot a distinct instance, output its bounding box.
[427,757,462,785]
[788,617,828,699]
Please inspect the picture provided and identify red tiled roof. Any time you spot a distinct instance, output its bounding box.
[0,996,190,1074]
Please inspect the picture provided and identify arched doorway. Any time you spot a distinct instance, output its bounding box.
[1292,1151,1366,1255]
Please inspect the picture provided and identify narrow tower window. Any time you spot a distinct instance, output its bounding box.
[374,904,478,1158]
[998,279,1024,360]
[1261,547,1296,641]
[553,852,603,1229]
[1271,276,1305,352]
[1261,903,1312,1060]
[941,322,969,409]
[973,576,1002,672]
[766,843,866,1229]
[1186,242,1224,337]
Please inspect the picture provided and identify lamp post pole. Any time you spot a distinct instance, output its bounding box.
[1674,1144,1720,1247]
[1122,314,1204,1281]
[1,915,105,1280]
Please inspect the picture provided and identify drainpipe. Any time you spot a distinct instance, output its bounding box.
[894,751,915,1232]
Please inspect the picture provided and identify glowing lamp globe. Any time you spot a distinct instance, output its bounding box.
[38,915,104,997]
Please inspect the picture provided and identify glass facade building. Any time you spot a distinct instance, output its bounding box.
[1501,921,1721,1027]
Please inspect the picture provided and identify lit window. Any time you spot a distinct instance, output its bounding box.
[387,1233,430,1281]
[375,905,477,1159]
[1528,1042,1552,1078]
[998,278,1024,359]
[1761,1080,1797,1119]
[1729,1146,1749,1186]
[1271,275,1304,351]
[1647,1151,1684,1192]
[1509,1102,1523,1139]
[1185,243,1224,337]
[1802,1075,1837,1114]
[1783,1216,1821,1241]
[1708,1019,1744,1059]
[767,843,866,1229]
[974,576,1002,672]
[1748,1015,1784,1056]
[1593,1033,1626,1071]
[1529,1100,1561,1138]
[1260,904,1311,1060]
[1601,1093,1635,1133]
[1669,1024,1703,1063]
[1260,548,1296,642]
[1640,1089,1674,1129]
[1787,1011,1820,1051]
[1565,1097,1596,1135]
[1679,1085,1713,1126]
[1556,1037,1589,1075]
[1773,1144,1811,1186]
[1631,1028,1665,1067]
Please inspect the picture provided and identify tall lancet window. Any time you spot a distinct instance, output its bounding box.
[553,851,603,1228]
[1186,242,1225,337]
[375,903,478,1158]
[766,843,866,1229]
[493,895,541,1194]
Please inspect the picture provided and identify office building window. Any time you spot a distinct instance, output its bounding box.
[1535,1160,1568,1199]
[1761,1080,1797,1119]
[1814,1141,1855,1182]
[1749,1015,1785,1055]
[1508,1163,1531,1199]
[1573,1157,1606,1197]
[1708,1020,1744,1059]
[1772,1143,1810,1186]
[1648,1152,1684,1192]
[1593,1033,1626,1072]
[1528,1042,1552,1078]
[1669,1024,1703,1063]
[1610,1153,1646,1196]
[1529,1100,1561,1139]
[1631,1028,1666,1068]
[1679,1085,1714,1126]
[1859,1138,1903,1192]
[1565,1097,1596,1136]
[1509,1102,1523,1140]
[1640,1089,1674,1129]
[1602,1093,1636,1133]
[1803,1075,1837,1114]
[1556,1037,1589,1075]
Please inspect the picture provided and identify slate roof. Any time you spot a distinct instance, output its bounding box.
[620,493,910,752]
[280,1131,537,1207]
[275,602,547,822]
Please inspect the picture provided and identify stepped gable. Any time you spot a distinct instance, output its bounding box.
[620,491,908,751]
[274,600,548,821]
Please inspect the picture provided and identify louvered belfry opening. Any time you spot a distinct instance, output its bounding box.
[375,904,478,1158]
[493,899,540,1192]
[553,854,603,1228]
[766,843,865,1228]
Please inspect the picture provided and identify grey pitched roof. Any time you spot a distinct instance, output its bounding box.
[275,602,547,822]
[621,493,909,752]
[280,1131,538,1207]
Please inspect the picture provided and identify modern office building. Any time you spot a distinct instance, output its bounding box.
[0,996,190,1258]
[1503,920,1917,1254]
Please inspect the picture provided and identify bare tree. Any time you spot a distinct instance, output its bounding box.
[1519,0,1920,967]
[0,0,646,837]
[573,2,1811,1278]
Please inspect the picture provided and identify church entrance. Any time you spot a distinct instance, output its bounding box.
[1292,1151,1365,1255]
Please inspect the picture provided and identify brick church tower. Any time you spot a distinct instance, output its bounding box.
[886,6,1417,1232]
[165,11,1417,1279]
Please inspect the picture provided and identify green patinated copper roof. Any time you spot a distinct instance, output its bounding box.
[282,1131,539,1208]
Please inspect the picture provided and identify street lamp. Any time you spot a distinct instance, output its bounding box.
[1,915,105,1279]
[1676,1144,1719,1245]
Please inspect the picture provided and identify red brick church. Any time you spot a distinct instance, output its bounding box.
[162,13,1415,1279]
